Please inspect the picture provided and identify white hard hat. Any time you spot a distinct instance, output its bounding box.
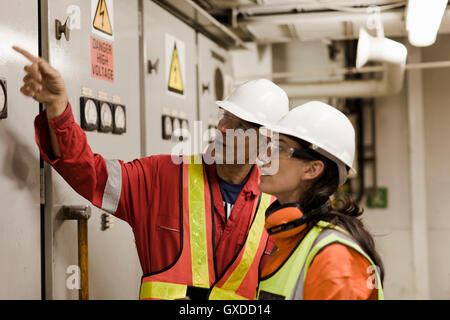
[216,79,289,127]
[264,101,356,186]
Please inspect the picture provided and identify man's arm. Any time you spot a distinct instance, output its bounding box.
[14,46,155,226]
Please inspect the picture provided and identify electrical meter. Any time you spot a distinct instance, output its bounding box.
[162,114,173,140]
[112,104,126,134]
[181,119,189,141]
[0,79,7,119]
[208,125,218,144]
[80,97,99,131]
[172,118,181,141]
[99,101,113,132]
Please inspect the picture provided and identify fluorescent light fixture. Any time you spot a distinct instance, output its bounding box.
[406,0,448,47]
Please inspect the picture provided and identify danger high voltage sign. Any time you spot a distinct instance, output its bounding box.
[90,36,114,83]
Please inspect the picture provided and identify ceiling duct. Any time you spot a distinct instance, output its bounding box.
[278,28,408,98]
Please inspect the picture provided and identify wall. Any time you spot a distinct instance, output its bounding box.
[265,38,445,299]
[272,40,345,108]
[230,43,273,87]
[0,0,41,299]
[363,89,416,299]
[422,33,450,299]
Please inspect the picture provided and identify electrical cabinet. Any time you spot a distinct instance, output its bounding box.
[197,33,233,146]
[0,0,41,299]
[0,0,235,300]
[43,0,141,299]
[142,0,197,156]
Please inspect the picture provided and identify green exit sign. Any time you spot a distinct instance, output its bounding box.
[366,187,388,209]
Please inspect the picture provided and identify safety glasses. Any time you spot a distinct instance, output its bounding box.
[266,140,319,162]
[217,108,260,130]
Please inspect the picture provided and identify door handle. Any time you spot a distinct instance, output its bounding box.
[148,58,159,74]
[202,82,210,94]
[63,205,91,300]
[55,17,70,41]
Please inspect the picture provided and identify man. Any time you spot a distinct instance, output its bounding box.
[14,46,289,300]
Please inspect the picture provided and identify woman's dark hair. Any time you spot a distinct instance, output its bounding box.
[296,139,385,284]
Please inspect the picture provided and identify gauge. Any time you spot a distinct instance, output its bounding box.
[113,104,126,134]
[0,80,7,119]
[208,124,218,144]
[172,118,181,142]
[181,119,189,141]
[99,102,113,132]
[80,97,98,131]
[161,115,172,140]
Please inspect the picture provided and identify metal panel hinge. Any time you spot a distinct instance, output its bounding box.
[40,167,45,205]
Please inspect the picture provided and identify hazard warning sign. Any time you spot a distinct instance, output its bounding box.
[165,34,186,97]
[168,44,183,94]
[91,0,114,41]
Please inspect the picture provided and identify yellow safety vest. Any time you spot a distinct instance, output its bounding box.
[258,220,384,300]
[140,154,272,300]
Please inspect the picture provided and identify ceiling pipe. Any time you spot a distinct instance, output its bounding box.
[277,29,408,98]
[181,0,248,49]
[236,60,450,82]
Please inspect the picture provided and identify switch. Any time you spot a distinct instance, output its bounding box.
[80,97,99,131]
[162,114,173,140]
[99,101,113,133]
[101,213,114,231]
[112,104,126,134]
[0,79,7,119]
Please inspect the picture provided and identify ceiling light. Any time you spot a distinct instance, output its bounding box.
[406,0,448,47]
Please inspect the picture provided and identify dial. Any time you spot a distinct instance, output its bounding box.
[84,99,98,125]
[181,119,189,141]
[100,102,113,130]
[113,105,126,134]
[0,81,6,114]
[208,125,217,143]
[0,80,6,119]
[80,97,99,131]
[163,115,173,139]
[172,118,181,141]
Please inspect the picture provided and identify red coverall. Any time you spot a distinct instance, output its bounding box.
[34,103,274,277]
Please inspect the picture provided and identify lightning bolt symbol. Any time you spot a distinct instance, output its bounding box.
[100,9,105,27]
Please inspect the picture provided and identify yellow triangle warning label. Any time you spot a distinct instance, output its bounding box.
[168,44,184,95]
[93,0,113,36]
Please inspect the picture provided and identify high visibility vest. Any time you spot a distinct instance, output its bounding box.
[139,154,272,300]
[258,220,384,300]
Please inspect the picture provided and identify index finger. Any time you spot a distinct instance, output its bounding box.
[12,46,41,63]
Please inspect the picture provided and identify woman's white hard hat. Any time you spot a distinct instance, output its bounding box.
[263,101,356,186]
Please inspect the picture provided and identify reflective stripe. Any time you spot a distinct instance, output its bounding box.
[188,154,210,288]
[102,159,122,214]
[140,281,187,300]
[258,220,322,299]
[298,227,384,300]
[293,223,349,299]
[209,193,272,300]
[210,287,249,300]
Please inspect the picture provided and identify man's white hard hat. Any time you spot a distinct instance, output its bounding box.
[216,79,289,127]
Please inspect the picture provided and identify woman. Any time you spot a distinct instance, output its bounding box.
[257,101,384,300]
